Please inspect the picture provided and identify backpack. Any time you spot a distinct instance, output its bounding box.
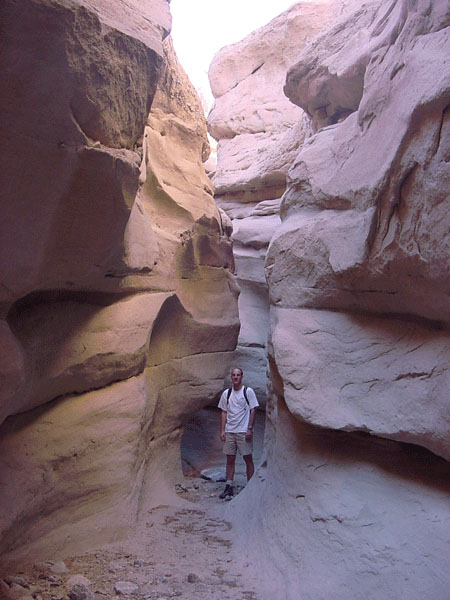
[226,386,249,407]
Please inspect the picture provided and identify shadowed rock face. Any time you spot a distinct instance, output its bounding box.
[0,0,238,565]
[211,1,450,598]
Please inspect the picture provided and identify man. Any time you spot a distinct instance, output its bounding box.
[217,367,259,499]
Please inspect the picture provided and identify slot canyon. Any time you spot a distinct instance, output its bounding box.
[0,1,449,599]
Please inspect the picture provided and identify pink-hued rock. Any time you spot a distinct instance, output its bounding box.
[0,322,26,414]
[284,0,384,130]
[207,2,348,400]
[0,1,238,565]
[270,0,450,323]
[233,399,450,600]
[266,0,450,453]
[215,2,450,599]
[270,307,450,460]
[208,1,344,199]
[0,0,162,304]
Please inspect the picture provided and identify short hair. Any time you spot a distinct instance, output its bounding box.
[231,367,243,376]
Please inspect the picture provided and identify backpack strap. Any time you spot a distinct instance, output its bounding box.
[243,386,249,406]
[226,387,232,409]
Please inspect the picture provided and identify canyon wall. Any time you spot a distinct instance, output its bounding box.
[211,1,450,598]
[208,1,352,402]
[0,0,238,567]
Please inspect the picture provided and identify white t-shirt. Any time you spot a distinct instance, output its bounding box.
[218,386,259,433]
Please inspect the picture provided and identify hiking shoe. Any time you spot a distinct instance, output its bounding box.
[219,484,234,499]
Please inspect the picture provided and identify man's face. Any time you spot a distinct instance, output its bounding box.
[231,369,243,387]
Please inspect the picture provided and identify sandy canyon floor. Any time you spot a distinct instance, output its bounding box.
[1,409,267,600]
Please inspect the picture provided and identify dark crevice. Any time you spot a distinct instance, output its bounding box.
[6,289,138,321]
[433,102,450,158]
[251,62,264,75]
[275,304,448,331]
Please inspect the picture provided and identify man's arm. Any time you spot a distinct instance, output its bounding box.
[245,407,257,441]
[220,410,227,442]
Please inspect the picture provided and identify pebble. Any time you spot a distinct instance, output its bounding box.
[2,583,28,599]
[68,583,94,600]
[200,467,226,482]
[186,573,200,583]
[50,561,68,575]
[67,575,92,588]
[175,484,188,492]
[114,581,139,595]
[4,576,28,588]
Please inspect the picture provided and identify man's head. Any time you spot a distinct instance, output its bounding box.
[231,367,243,389]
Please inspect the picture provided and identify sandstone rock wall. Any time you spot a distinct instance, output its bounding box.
[212,0,450,598]
[208,2,349,402]
[0,0,238,567]
[269,0,450,456]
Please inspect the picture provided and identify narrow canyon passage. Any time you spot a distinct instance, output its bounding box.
[1,1,449,599]
[1,474,267,600]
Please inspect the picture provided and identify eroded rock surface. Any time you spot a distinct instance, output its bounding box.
[213,0,450,598]
[266,0,450,454]
[208,2,347,401]
[234,399,450,600]
[0,0,238,566]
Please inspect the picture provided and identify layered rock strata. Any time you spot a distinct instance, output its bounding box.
[0,0,238,567]
[268,0,450,455]
[208,2,348,401]
[214,0,450,598]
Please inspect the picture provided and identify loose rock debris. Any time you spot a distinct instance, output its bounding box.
[1,478,261,600]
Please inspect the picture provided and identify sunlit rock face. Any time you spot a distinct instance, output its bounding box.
[207,2,346,402]
[239,0,449,597]
[267,0,450,454]
[0,0,238,566]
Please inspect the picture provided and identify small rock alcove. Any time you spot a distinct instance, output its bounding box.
[181,404,266,486]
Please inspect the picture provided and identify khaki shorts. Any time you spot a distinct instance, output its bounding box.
[223,432,253,456]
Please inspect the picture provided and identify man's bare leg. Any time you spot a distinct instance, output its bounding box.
[244,454,254,481]
[226,454,236,482]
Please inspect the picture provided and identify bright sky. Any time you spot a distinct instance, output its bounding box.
[170,0,298,110]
